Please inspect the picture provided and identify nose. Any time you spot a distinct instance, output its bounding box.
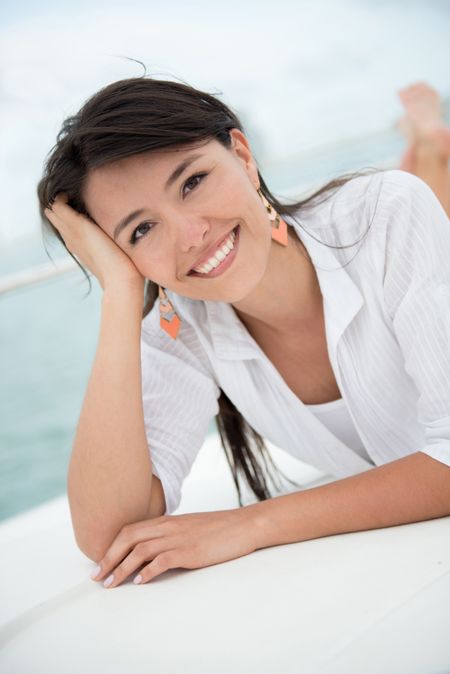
[176,216,210,253]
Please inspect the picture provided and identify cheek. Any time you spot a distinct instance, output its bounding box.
[131,244,173,283]
[228,175,256,213]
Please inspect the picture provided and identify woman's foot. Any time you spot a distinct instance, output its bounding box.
[398,82,450,159]
[397,82,450,217]
[398,145,416,172]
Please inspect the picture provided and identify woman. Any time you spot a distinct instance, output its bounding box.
[38,76,450,590]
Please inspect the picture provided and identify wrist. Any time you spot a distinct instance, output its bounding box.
[103,276,145,299]
[243,490,313,550]
[242,499,276,551]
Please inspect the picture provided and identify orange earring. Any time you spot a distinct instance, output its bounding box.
[158,285,181,339]
[257,188,288,246]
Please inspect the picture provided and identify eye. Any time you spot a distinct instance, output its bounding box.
[129,221,154,245]
[182,172,208,197]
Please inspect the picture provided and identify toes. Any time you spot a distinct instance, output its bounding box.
[399,82,431,102]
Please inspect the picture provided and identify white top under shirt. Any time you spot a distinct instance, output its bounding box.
[140,169,450,515]
[306,398,374,466]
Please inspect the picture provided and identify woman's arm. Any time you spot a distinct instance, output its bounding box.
[246,452,450,550]
[44,196,166,561]
[247,172,450,550]
[68,281,164,562]
[86,451,450,588]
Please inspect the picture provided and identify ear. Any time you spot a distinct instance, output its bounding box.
[229,128,260,189]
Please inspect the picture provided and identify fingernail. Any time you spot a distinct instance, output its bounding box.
[133,574,142,585]
[104,574,114,588]
[90,565,101,579]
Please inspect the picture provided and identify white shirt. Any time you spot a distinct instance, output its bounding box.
[140,169,450,515]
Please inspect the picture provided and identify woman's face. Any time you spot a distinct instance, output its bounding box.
[83,128,273,303]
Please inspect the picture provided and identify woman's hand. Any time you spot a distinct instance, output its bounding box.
[89,508,260,588]
[44,193,145,291]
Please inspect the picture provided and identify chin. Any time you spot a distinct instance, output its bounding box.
[216,269,266,304]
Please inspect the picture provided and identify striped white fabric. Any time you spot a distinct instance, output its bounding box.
[140,169,450,515]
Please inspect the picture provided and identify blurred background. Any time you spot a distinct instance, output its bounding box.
[1,0,449,521]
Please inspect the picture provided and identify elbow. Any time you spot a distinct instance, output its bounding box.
[71,508,161,562]
[69,511,121,562]
[73,531,111,564]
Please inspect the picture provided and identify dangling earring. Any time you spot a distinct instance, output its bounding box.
[257,188,288,246]
[158,285,181,339]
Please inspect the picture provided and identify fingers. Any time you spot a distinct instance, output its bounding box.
[92,540,178,589]
[44,195,73,237]
[44,193,76,222]
[44,194,92,257]
[134,550,180,584]
[88,510,250,589]
[90,518,169,587]
[105,540,170,588]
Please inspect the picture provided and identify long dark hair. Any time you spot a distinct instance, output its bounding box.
[37,75,375,507]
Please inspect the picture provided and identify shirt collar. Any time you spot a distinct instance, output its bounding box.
[298,218,364,361]
[171,215,364,361]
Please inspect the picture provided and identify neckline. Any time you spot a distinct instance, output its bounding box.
[306,396,344,410]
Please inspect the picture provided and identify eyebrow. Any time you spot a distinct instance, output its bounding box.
[113,209,145,241]
[113,153,204,241]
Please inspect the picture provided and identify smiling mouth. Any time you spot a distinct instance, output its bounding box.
[188,225,240,278]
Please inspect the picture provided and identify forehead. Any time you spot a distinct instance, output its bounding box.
[86,139,222,193]
[82,139,224,231]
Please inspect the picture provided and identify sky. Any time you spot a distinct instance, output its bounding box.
[0,0,449,247]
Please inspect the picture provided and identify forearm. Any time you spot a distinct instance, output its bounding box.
[68,283,152,559]
[247,452,450,550]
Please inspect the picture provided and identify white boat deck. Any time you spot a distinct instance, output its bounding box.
[1,435,449,673]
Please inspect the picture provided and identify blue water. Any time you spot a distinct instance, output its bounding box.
[0,258,101,520]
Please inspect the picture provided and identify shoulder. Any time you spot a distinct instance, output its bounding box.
[337,169,447,243]
[374,169,445,224]
[298,169,437,227]
[377,168,436,197]
[288,171,385,266]
[297,170,384,230]
[341,170,450,284]
[374,170,450,262]
[377,171,450,315]
[295,169,447,251]
[332,168,431,208]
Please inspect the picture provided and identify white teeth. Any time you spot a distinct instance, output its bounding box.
[192,229,237,274]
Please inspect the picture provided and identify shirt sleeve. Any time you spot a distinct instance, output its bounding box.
[380,169,450,467]
[140,310,221,514]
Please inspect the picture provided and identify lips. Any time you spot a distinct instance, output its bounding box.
[188,225,238,274]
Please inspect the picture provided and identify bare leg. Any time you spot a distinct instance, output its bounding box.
[397,117,417,172]
[397,82,450,217]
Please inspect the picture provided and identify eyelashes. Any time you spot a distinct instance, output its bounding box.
[183,171,207,196]
[128,171,208,246]
[129,221,154,245]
